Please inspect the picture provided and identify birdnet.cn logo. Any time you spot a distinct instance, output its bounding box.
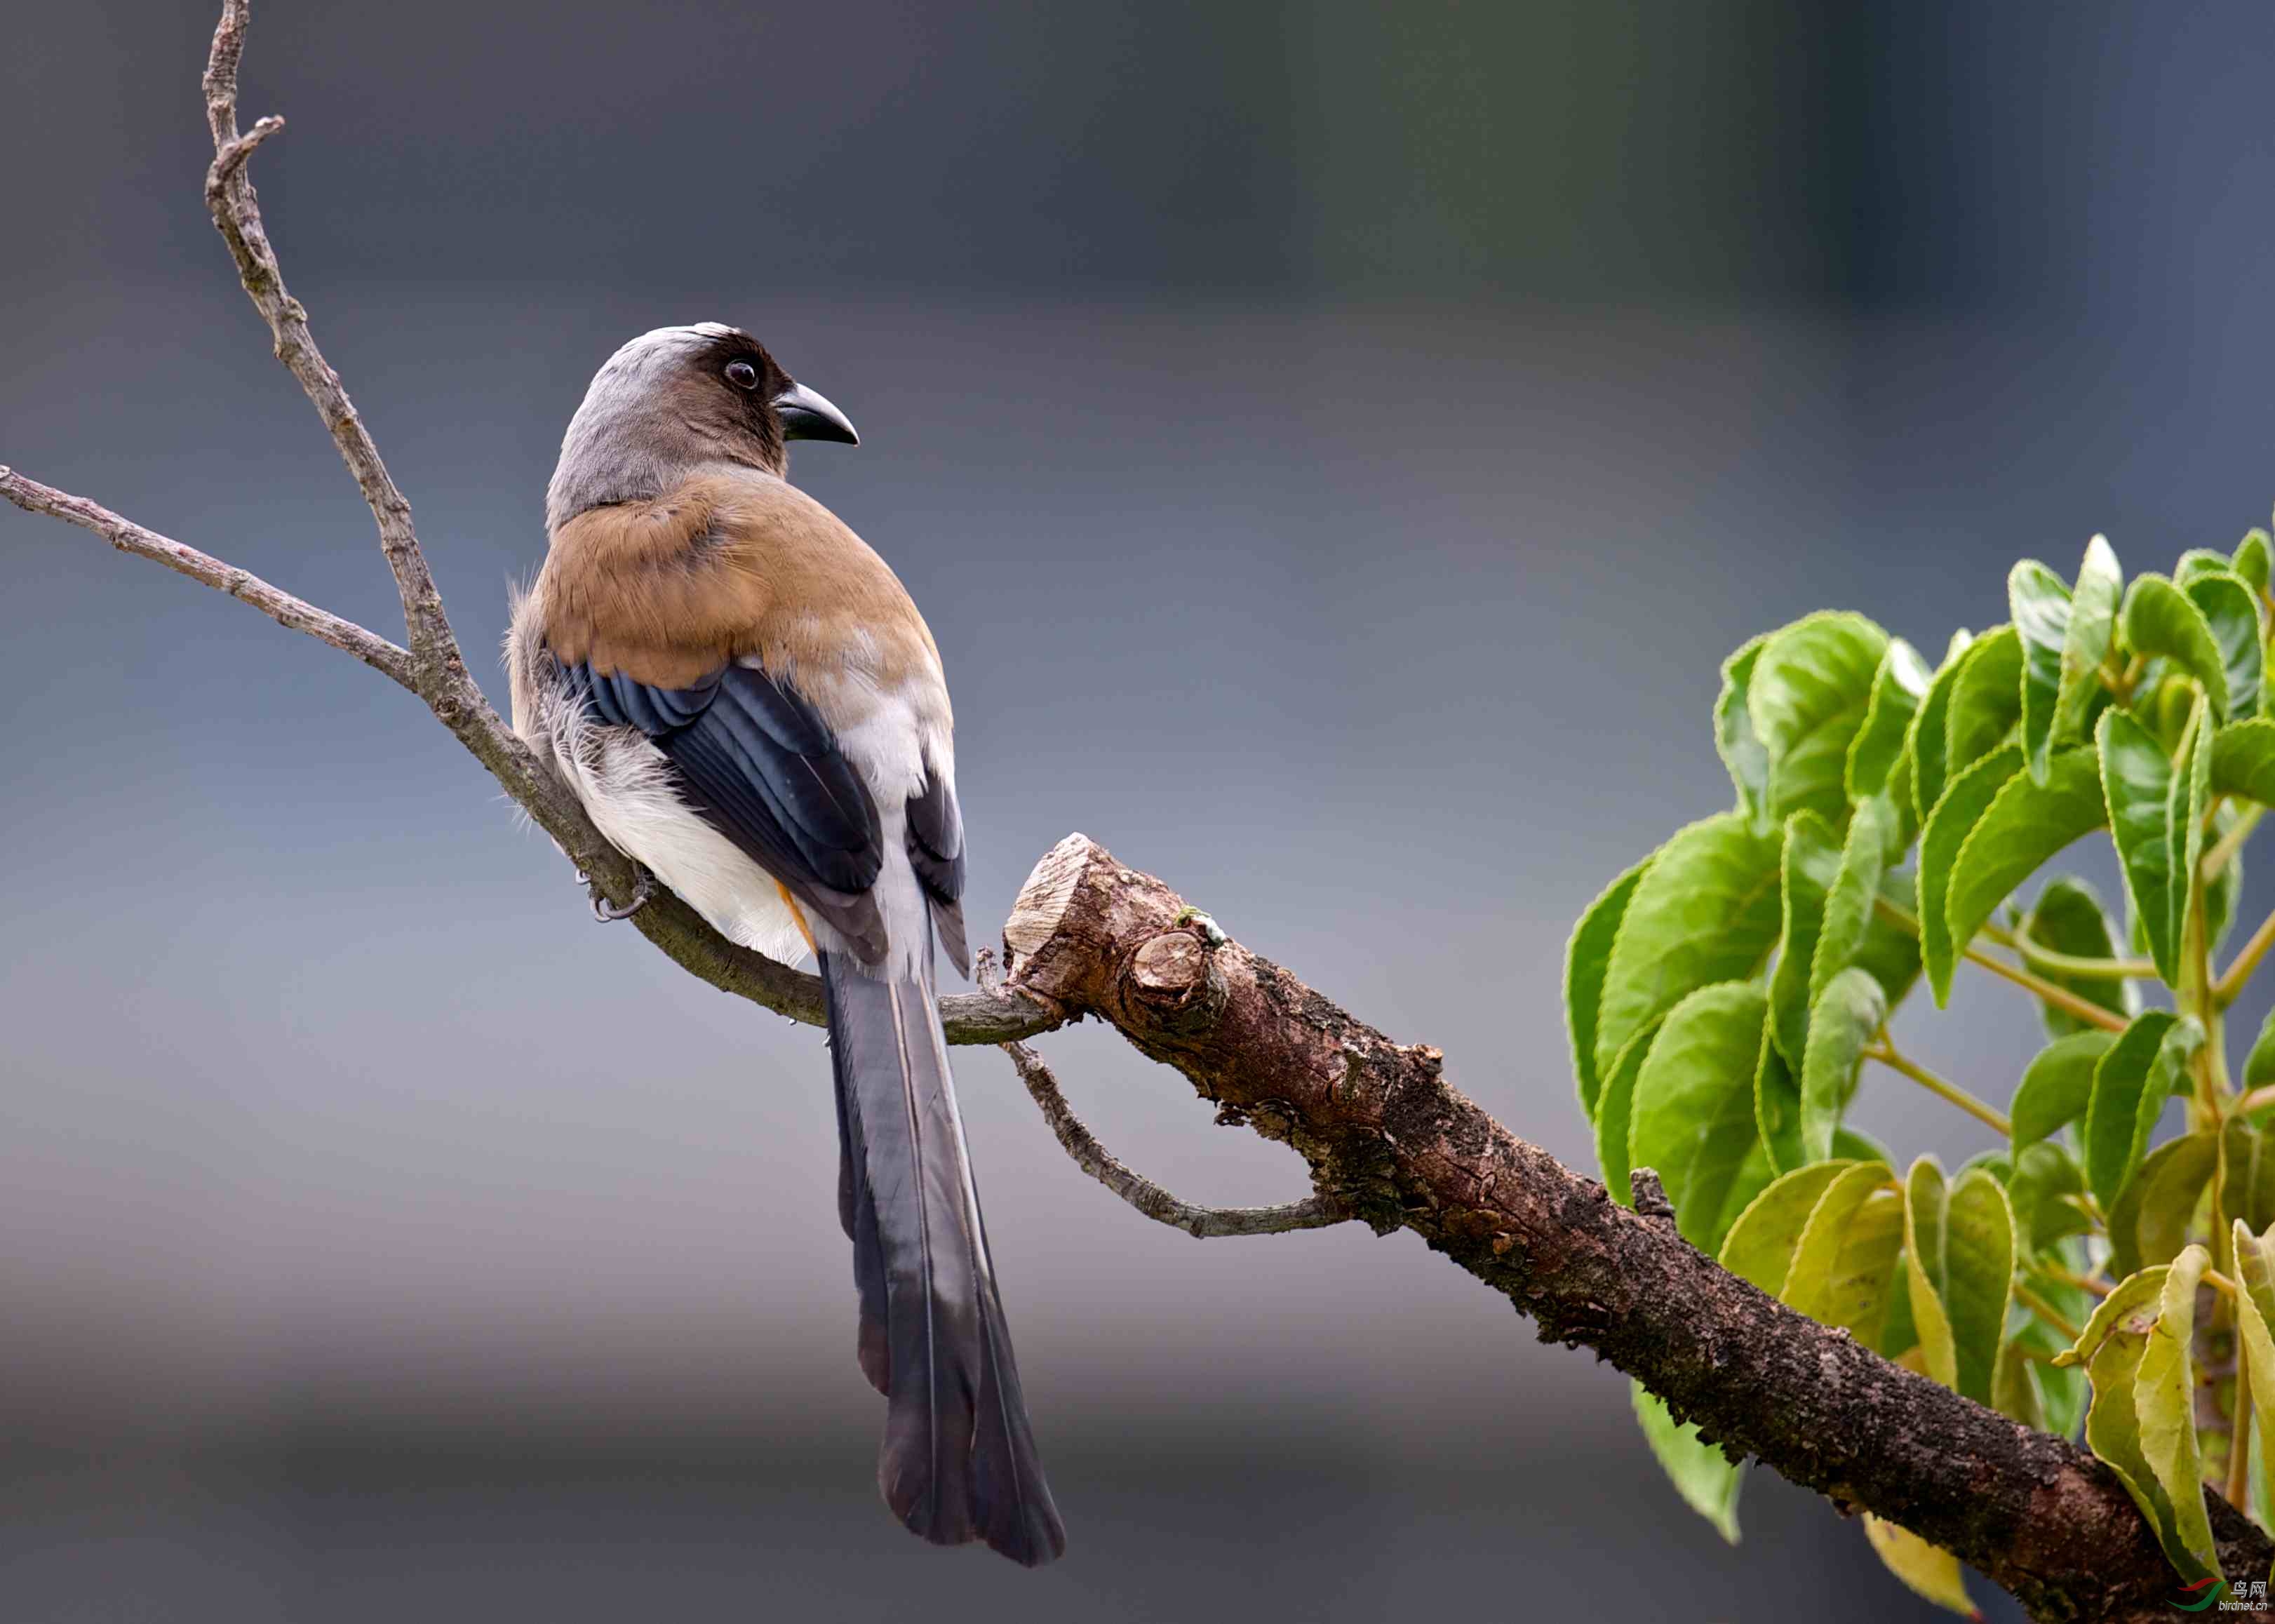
[2175,1576,2273,1612]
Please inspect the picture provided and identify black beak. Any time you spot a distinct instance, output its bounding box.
[773,382,859,445]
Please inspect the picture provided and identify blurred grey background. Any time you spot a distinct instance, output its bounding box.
[4,2,2272,1618]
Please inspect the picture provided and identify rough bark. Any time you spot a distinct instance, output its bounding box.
[995,833,2274,1623]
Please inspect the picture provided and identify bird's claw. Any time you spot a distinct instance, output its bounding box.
[584,866,654,922]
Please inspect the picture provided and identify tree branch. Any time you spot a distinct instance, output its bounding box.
[1001,1037,1346,1238]
[995,833,2272,1623]
[0,3,2257,1617]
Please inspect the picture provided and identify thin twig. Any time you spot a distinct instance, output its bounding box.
[1873,897,2129,1034]
[1863,1042,2011,1136]
[0,468,415,688]
[1001,1040,1345,1238]
[2009,940,2159,981]
[2216,903,2275,1007]
[2206,804,2264,883]
[2014,1282,2083,1343]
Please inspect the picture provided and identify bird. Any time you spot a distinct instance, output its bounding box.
[506,323,1065,1567]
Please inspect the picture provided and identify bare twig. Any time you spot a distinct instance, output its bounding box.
[0,469,415,688]
[1002,1040,1344,1238]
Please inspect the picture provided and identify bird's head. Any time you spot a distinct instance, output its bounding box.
[546,323,858,530]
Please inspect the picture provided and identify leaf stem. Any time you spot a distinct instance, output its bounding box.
[2237,1084,2275,1120]
[1862,1042,2012,1136]
[2014,1281,2083,1342]
[1871,897,2130,1034]
[2008,941,2161,981]
[2034,1265,2113,1299]
[2205,804,2264,883]
[2215,902,2275,1007]
[2228,1360,2256,1510]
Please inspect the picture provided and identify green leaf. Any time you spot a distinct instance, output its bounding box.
[2015,877,2138,1039]
[2187,570,2263,723]
[2229,1221,2275,1558]
[2006,1140,2091,1254]
[1945,624,2025,775]
[1628,984,1772,1250]
[1848,638,1934,801]
[2057,535,2123,746]
[1905,630,1975,829]
[1594,813,1785,1084]
[2056,1263,2205,1583]
[1749,612,1890,824]
[2107,1129,2217,1280]
[1754,1017,1803,1176]
[2247,1007,2275,1096]
[2011,559,2073,784]
[2176,548,2233,584]
[2135,1245,2222,1581]
[1833,1124,1894,1167]
[2221,1120,2275,1238]
[1632,1382,1741,1543]
[1901,1159,1959,1391]
[2234,528,2273,598]
[1783,1160,1905,1345]
[1799,967,1886,1163]
[2211,716,2275,805]
[1714,634,1773,828]
[2122,573,2232,718]
[1919,744,2025,1003]
[2083,1010,2196,1211]
[1943,746,2108,988]
[1566,858,1650,1120]
[1862,1514,1978,1618]
[1705,1141,1779,1258]
[1854,868,1926,1009]
[1593,1020,1662,1205]
[2098,700,2210,986]
[1769,812,1841,1069]
[1811,795,1895,1012]
[2204,804,2246,954]
[2010,1030,2117,1150]
[1719,1160,1857,1294]
[1992,1334,2043,1430]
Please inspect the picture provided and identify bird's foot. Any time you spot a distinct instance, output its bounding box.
[581,865,654,922]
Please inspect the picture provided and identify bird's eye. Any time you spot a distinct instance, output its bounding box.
[725,360,760,389]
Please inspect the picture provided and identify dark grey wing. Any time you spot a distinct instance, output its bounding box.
[906,766,969,977]
[570,661,890,962]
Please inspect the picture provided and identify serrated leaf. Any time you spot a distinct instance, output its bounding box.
[1632,1382,1742,1543]
[1942,1170,2017,1404]
[1855,867,1926,1009]
[1906,630,1976,829]
[1720,1160,1857,1294]
[2123,574,2232,718]
[1848,638,1934,801]
[2204,804,2245,955]
[1834,1123,1894,1167]
[1715,634,1773,828]
[2085,1011,2199,1211]
[2012,560,2073,785]
[1769,811,1841,1069]
[1799,967,1886,1163]
[1750,612,1890,824]
[2247,1007,2275,1096]
[2011,1031,2117,1150]
[2056,1264,2203,1581]
[2057,536,2123,746]
[2098,700,2210,986]
[2017,876,2138,1039]
[2107,1129,2217,1280]
[1628,984,1771,1249]
[1945,624,2025,776]
[2120,1128,2211,1273]
[2006,1140,2091,1254]
[2176,548,2233,584]
[2229,1221,2275,1557]
[1944,746,2108,991]
[2234,529,2273,598]
[1992,1334,2043,1430]
[1783,1161,1905,1344]
[1863,1514,1980,1618]
[1566,858,1650,1120]
[1919,744,2025,1003]
[1754,1017,1804,1176]
[1594,813,1785,1084]
[2212,716,2275,805]
[2135,1245,2221,1581]
[1705,1140,1779,1258]
[2221,1120,2275,1237]
[1812,795,1895,1014]
[1593,1020,1662,1205]
[1902,1159,1960,1391]
[2188,570,2262,723]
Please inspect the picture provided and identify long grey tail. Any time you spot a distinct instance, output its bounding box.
[820,948,1066,1568]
